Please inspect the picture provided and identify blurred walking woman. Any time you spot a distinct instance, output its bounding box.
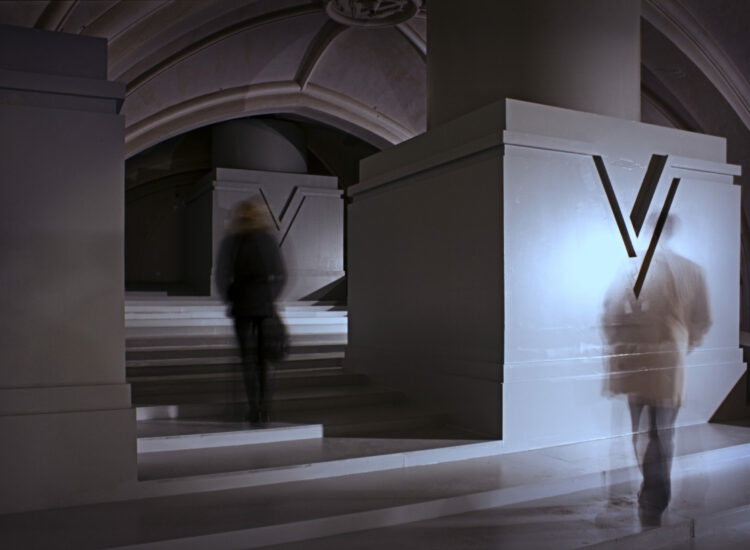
[216,200,286,424]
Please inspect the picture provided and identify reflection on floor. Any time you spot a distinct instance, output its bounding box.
[2,421,750,549]
[268,438,750,550]
[137,418,494,482]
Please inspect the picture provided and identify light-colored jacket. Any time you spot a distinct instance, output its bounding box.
[602,249,711,407]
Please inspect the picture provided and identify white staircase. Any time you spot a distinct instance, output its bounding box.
[125,298,348,341]
[5,422,750,550]
[125,296,470,439]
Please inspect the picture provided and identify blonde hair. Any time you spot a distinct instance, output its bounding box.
[228,199,269,233]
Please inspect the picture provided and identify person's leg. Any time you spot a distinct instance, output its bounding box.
[638,405,677,525]
[657,406,678,474]
[651,406,678,503]
[235,317,260,422]
[254,316,269,422]
[628,397,645,471]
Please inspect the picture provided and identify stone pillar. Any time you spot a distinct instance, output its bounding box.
[186,168,343,301]
[427,0,640,127]
[185,118,344,300]
[212,118,308,173]
[347,2,744,445]
[0,25,136,513]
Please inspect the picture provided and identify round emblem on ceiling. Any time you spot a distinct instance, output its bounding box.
[326,0,422,28]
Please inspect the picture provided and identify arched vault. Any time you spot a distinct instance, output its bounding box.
[1,1,747,159]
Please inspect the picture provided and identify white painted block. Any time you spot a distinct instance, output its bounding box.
[137,424,323,453]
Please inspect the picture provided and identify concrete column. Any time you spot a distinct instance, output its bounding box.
[185,168,343,300]
[212,118,308,173]
[0,25,136,513]
[188,119,344,301]
[347,3,744,445]
[427,0,641,127]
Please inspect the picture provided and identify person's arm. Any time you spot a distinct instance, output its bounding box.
[261,232,286,300]
[688,267,711,351]
[215,234,236,301]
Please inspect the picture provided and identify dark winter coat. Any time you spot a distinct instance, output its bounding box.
[216,228,286,318]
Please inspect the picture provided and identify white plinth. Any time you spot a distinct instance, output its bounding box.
[348,98,744,447]
[0,25,137,513]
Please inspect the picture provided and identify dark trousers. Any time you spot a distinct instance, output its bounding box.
[234,316,268,421]
[628,398,678,524]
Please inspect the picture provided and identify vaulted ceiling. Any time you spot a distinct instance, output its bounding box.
[1,0,427,156]
[2,1,747,162]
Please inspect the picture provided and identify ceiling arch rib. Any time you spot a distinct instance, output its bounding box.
[107,0,216,81]
[303,82,415,143]
[34,0,77,31]
[641,65,703,133]
[56,0,120,35]
[80,1,167,44]
[124,81,415,158]
[295,19,346,90]
[396,21,426,61]
[124,4,323,95]
[642,0,750,132]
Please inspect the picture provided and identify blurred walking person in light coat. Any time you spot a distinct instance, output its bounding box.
[602,216,711,526]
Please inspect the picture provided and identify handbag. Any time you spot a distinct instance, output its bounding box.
[263,312,289,361]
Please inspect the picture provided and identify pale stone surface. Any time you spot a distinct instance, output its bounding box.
[212,118,308,174]
[348,98,744,447]
[0,25,137,514]
[1,422,749,549]
[427,0,641,127]
[185,167,343,301]
[117,6,427,156]
[348,142,503,437]
[501,100,742,450]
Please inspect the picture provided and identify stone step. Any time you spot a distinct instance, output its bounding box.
[126,314,347,325]
[135,385,407,420]
[126,356,343,377]
[125,346,344,372]
[125,425,750,548]
[126,333,345,348]
[124,300,349,340]
[130,369,369,400]
[125,323,348,340]
[126,319,347,332]
[274,402,452,437]
[136,435,493,484]
[126,343,345,363]
[125,302,346,325]
[125,304,345,313]
[125,299,343,310]
[264,451,750,550]
[137,421,324,453]
[130,364,348,382]
[6,423,750,550]
[126,354,343,369]
[136,400,450,438]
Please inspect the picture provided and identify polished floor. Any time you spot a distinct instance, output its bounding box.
[2,421,750,549]
[267,441,750,549]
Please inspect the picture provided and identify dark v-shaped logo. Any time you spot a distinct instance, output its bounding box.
[593,155,680,298]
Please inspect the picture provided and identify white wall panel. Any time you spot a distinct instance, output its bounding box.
[350,98,744,445]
